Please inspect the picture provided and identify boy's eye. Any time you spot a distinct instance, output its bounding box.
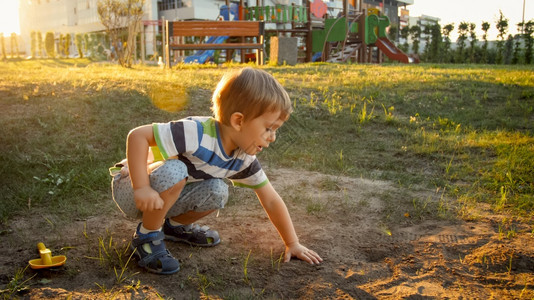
[266,128,277,134]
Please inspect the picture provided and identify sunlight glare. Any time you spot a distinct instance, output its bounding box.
[0,0,20,35]
[150,84,189,112]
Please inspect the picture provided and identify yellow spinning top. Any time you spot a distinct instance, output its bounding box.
[28,243,66,269]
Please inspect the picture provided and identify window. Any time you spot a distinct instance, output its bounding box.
[158,0,183,11]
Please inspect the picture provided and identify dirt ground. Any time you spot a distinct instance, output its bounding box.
[1,167,533,299]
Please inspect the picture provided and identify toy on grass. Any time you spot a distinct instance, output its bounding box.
[28,243,66,269]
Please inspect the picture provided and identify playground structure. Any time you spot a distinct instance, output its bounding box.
[163,0,418,65]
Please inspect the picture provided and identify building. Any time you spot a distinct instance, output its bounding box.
[409,14,441,32]
[19,0,160,57]
[158,0,226,21]
[405,14,440,50]
[399,7,409,30]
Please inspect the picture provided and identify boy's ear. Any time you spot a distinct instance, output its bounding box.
[229,112,244,131]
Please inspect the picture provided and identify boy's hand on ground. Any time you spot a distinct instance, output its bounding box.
[134,186,164,212]
[284,243,323,265]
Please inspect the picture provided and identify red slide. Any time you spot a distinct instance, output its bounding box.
[375,37,419,64]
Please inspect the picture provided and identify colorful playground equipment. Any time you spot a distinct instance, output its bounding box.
[166,0,418,65]
[243,5,308,23]
[308,7,418,63]
[364,12,417,63]
[183,36,229,64]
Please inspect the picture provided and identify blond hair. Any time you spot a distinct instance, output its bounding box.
[211,67,292,125]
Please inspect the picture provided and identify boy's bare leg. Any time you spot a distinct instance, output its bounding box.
[170,210,216,225]
[142,178,186,230]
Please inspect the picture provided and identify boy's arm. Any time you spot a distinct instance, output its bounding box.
[255,182,323,265]
[126,124,164,211]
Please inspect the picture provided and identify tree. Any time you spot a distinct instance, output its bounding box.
[504,34,514,64]
[83,33,90,54]
[0,33,6,59]
[495,10,509,64]
[95,32,106,58]
[428,24,442,62]
[64,33,71,57]
[456,22,469,63]
[37,31,44,57]
[387,23,398,43]
[521,20,534,64]
[422,25,432,60]
[400,25,410,52]
[97,0,144,68]
[512,33,522,64]
[30,31,37,58]
[45,31,56,58]
[86,33,100,58]
[468,23,477,63]
[409,25,421,55]
[10,33,20,58]
[75,33,84,58]
[481,21,490,63]
[442,23,454,63]
[58,34,65,57]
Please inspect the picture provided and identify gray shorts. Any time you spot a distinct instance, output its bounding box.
[111,159,228,219]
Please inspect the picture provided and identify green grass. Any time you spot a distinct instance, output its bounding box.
[0,59,532,224]
[0,266,35,299]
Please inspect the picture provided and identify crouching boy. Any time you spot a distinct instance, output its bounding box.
[110,67,322,274]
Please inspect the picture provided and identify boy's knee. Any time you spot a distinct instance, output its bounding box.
[210,180,229,208]
[194,179,228,211]
[150,159,188,193]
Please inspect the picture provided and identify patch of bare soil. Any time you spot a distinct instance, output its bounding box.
[1,168,533,299]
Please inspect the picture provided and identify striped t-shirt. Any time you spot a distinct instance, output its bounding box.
[152,116,268,189]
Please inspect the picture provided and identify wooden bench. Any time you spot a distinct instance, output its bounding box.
[166,21,265,65]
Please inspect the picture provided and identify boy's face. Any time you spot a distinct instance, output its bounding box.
[238,110,285,156]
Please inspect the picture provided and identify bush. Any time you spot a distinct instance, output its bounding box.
[75,33,84,58]
[58,34,64,57]
[65,33,71,57]
[0,33,6,59]
[83,33,89,54]
[45,31,55,58]
[37,31,43,57]
[30,31,37,58]
[10,33,19,58]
